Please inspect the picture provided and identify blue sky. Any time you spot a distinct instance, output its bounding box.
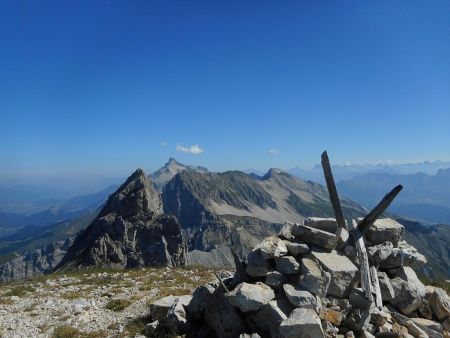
[1,1,449,184]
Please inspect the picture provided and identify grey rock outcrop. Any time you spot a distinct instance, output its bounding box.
[278,308,324,338]
[55,169,187,270]
[0,238,73,282]
[226,282,275,312]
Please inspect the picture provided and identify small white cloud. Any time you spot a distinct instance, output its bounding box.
[268,147,280,155]
[160,141,169,147]
[176,144,204,155]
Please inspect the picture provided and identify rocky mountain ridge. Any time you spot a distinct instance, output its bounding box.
[55,169,186,271]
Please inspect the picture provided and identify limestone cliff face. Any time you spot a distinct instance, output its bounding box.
[55,169,186,271]
[0,238,73,282]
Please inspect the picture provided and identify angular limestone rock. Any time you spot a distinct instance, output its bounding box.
[283,284,317,309]
[304,217,339,233]
[388,267,426,315]
[256,236,288,260]
[283,240,310,256]
[149,294,192,321]
[226,282,275,312]
[278,308,324,338]
[365,218,404,247]
[377,271,395,301]
[276,256,300,275]
[265,271,288,289]
[293,224,338,250]
[299,256,331,298]
[380,241,427,269]
[430,287,450,320]
[186,282,217,320]
[246,249,271,277]
[311,250,358,298]
[367,241,394,265]
[249,299,288,338]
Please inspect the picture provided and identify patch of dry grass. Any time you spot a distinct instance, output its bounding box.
[105,298,132,312]
[51,325,106,338]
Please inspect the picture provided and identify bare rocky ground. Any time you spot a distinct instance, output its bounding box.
[0,266,223,338]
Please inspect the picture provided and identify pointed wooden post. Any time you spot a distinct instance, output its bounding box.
[349,219,373,301]
[321,151,347,229]
[370,266,383,309]
[356,185,403,238]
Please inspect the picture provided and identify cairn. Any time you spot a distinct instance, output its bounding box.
[146,152,450,338]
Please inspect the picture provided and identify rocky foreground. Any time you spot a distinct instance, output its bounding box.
[146,217,450,338]
[0,266,226,337]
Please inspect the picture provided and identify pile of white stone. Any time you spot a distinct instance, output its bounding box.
[148,217,450,338]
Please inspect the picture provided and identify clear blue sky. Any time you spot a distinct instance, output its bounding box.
[1,1,449,184]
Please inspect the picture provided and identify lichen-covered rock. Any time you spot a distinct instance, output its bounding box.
[226,282,275,312]
[278,308,324,338]
[255,236,288,260]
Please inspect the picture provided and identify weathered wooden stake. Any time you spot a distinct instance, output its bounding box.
[321,151,347,229]
[370,266,383,309]
[356,184,403,237]
[350,219,374,301]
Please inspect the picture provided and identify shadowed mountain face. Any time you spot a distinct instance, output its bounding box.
[162,169,366,256]
[55,169,186,271]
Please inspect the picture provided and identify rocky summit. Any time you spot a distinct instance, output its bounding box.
[143,216,450,338]
[55,169,187,270]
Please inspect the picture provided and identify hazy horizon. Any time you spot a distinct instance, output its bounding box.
[1,1,449,188]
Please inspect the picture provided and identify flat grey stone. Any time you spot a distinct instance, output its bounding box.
[226,282,275,312]
[278,308,324,338]
[311,250,358,298]
[283,284,317,309]
[304,217,339,233]
[293,224,338,250]
[283,240,309,256]
[299,256,331,297]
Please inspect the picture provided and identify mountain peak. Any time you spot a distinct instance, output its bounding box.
[99,168,162,218]
[166,157,179,166]
[262,168,284,180]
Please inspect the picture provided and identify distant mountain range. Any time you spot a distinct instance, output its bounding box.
[287,160,450,184]
[337,168,450,224]
[0,158,449,282]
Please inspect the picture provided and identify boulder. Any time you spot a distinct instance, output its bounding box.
[365,218,404,247]
[276,256,300,275]
[304,217,339,233]
[311,250,358,298]
[278,222,295,240]
[256,236,288,260]
[299,256,331,297]
[205,288,247,338]
[388,267,426,315]
[265,271,288,289]
[430,287,450,320]
[249,299,288,338]
[283,284,317,309]
[349,288,373,309]
[283,240,310,256]
[380,242,427,269]
[246,249,272,278]
[278,308,324,338]
[293,224,338,250]
[226,282,275,312]
[367,241,394,265]
[378,272,395,301]
[186,282,217,320]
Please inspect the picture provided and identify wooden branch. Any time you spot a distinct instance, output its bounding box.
[321,151,347,229]
[370,266,383,309]
[356,185,403,237]
[350,220,373,302]
[214,272,230,293]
